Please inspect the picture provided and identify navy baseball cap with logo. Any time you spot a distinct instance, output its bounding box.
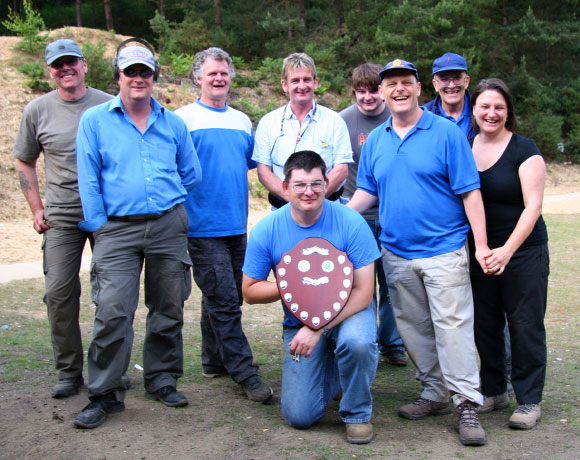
[432,52,468,75]
[45,39,84,65]
[379,59,420,82]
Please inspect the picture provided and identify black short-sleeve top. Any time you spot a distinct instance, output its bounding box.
[470,133,548,250]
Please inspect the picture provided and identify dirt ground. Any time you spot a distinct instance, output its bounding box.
[1,29,580,460]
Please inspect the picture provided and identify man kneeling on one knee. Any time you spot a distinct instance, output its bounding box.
[242,151,380,444]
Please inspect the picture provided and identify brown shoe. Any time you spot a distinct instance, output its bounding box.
[455,401,486,446]
[479,391,510,414]
[398,397,450,420]
[509,404,541,429]
[52,376,83,398]
[346,422,374,444]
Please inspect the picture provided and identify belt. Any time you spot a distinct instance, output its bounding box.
[108,204,179,222]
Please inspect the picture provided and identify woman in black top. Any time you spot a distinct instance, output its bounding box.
[469,78,549,430]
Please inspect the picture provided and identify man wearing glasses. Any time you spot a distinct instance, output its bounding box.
[74,42,201,429]
[252,53,353,208]
[424,52,476,138]
[242,151,380,444]
[13,39,112,399]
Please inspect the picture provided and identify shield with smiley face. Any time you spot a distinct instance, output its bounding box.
[275,237,354,330]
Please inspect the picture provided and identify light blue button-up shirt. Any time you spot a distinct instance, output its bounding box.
[252,101,353,181]
[76,95,201,232]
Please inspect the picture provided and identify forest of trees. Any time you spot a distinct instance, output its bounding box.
[1,0,579,161]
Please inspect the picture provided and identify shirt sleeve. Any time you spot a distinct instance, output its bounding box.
[446,125,480,195]
[355,135,378,197]
[75,111,108,232]
[331,115,354,166]
[175,118,202,192]
[252,113,275,166]
[12,103,41,161]
[242,221,274,280]
[246,127,258,170]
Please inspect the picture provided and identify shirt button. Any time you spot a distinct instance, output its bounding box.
[146,178,150,181]
[148,198,152,201]
[144,158,147,162]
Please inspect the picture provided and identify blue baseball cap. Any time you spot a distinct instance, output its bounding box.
[432,52,468,75]
[45,39,84,65]
[379,59,420,82]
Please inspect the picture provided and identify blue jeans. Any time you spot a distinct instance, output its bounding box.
[365,218,405,354]
[280,305,378,428]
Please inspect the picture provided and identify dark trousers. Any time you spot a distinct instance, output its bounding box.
[43,225,93,379]
[188,234,256,384]
[88,205,191,401]
[471,243,549,405]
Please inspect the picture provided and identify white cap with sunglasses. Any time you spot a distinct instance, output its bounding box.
[45,38,84,65]
[117,45,156,71]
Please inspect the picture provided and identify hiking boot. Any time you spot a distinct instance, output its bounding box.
[398,397,451,420]
[346,422,374,444]
[145,385,188,407]
[240,375,273,403]
[74,394,125,429]
[202,366,229,379]
[381,349,408,366]
[509,404,541,430]
[121,374,132,389]
[52,376,83,398]
[454,401,486,446]
[479,391,510,414]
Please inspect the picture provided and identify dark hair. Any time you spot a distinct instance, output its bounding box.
[471,78,517,132]
[283,151,327,182]
[352,63,382,93]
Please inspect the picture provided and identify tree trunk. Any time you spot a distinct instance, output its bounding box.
[76,0,82,27]
[160,0,166,17]
[104,0,114,31]
[334,0,344,30]
[213,0,222,27]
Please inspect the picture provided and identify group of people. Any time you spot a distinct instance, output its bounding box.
[13,36,549,448]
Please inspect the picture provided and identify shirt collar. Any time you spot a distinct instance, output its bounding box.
[109,94,164,115]
[285,100,318,121]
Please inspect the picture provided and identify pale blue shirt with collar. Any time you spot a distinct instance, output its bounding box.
[252,100,353,180]
[76,95,202,232]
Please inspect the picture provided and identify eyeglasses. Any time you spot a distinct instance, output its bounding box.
[121,68,154,79]
[50,57,81,69]
[289,180,325,194]
[435,76,466,87]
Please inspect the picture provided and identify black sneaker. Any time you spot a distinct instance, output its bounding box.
[74,394,125,429]
[145,385,188,407]
[52,376,84,398]
[240,375,273,403]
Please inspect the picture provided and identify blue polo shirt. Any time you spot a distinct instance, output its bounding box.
[175,99,256,237]
[357,109,480,259]
[76,95,201,232]
[252,101,353,181]
[424,92,477,139]
[243,200,380,327]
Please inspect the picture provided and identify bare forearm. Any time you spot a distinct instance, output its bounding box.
[347,189,378,214]
[257,163,286,199]
[325,163,348,197]
[462,189,488,249]
[15,159,44,213]
[242,275,281,304]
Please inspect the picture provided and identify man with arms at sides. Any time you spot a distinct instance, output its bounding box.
[13,38,112,399]
[242,151,380,444]
[424,52,476,138]
[252,53,352,208]
[73,41,201,429]
[348,59,490,446]
[339,63,407,367]
[175,47,272,403]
